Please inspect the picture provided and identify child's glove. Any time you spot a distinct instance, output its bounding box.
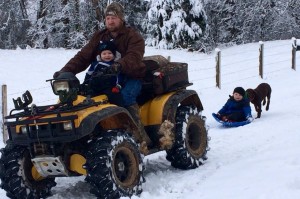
[246,116,254,122]
[112,84,122,93]
[111,62,122,74]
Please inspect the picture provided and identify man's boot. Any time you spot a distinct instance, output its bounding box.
[126,104,152,146]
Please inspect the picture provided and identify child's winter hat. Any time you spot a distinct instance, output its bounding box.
[98,40,117,56]
[105,2,125,21]
[233,87,245,96]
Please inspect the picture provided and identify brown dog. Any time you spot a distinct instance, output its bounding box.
[246,83,272,118]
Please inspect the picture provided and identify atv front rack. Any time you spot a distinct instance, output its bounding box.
[7,90,107,121]
[6,100,104,121]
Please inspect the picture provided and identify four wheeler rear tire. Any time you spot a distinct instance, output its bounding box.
[85,131,144,199]
[0,145,56,199]
[166,105,209,169]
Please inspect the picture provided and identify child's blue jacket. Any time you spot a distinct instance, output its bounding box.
[218,96,252,118]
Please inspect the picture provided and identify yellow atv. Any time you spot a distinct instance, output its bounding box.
[0,55,209,199]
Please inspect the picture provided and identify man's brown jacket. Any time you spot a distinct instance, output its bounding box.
[60,25,146,78]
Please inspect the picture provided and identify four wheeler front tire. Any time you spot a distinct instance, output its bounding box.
[166,105,209,169]
[85,131,144,199]
[0,145,56,199]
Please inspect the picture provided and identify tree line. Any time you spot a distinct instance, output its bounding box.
[1,0,300,52]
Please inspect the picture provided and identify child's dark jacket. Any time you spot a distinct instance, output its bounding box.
[84,60,113,82]
[218,96,252,118]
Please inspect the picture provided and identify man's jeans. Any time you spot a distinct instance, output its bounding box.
[121,78,142,107]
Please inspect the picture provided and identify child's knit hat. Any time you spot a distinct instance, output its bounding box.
[98,40,117,56]
[233,87,245,96]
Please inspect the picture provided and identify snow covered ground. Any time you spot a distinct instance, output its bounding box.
[1,40,300,199]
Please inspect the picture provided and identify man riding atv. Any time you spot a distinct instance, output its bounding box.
[54,2,152,148]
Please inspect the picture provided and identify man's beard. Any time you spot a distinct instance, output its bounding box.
[107,25,120,33]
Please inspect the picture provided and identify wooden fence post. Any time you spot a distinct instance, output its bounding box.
[215,48,221,89]
[2,84,8,144]
[259,41,264,78]
[292,37,297,70]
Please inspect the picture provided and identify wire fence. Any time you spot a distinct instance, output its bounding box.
[190,39,298,90]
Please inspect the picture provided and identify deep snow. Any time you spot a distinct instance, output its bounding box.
[1,39,300,199]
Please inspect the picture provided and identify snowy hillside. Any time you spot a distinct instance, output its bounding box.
[1,40,300,199]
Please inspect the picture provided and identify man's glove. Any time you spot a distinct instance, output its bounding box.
[53,71,62,79]
[246,116,254,122]
[53,71,76,80]
[111,62,122,74]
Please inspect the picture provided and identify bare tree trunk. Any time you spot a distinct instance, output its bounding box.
[92,0,104,30]
[37,0,46,20]
[75,0,80,31]
[37,0,48,48]
[62,0,70,48]
[19,0,28,19]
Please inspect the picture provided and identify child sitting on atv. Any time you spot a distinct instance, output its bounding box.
[83,40,122,94]
[215,87,253,122]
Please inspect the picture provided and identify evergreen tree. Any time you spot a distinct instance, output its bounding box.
[146,0,206,50]
[120,0,148,31]
[204,0,241,46]
[273,0,300,40]
[203,0,299,47]
[28,0,101,49]
[62,0,86,49]
[28,0,63,48]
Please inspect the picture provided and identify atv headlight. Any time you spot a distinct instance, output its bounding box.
[53,80,70,95]
[63,121,73,130]
[20,126,28,134]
